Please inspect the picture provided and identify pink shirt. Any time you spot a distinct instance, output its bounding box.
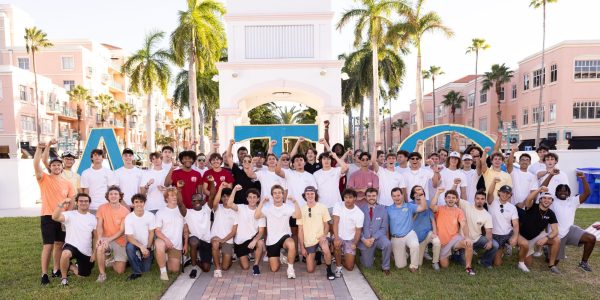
[347,169,379,200]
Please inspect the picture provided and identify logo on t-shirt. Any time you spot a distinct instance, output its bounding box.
[191,176,197,182]
[220,176,226,182]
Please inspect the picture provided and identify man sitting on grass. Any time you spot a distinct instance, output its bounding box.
[124,194,156,281]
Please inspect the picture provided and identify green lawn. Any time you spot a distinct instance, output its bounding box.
[0,217,175,300]
[360,209,600,300]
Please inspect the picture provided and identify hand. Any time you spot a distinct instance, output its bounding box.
[510,145,517,152]
[318,138,325,144]
[484,146,491,153]
[437,186,446,193]
[270,140,277,146]
[550,168,560,175]
[323,120,330,127]
[298,137,305,142]
[453,178,462,185]
[431,164,440,173]
[205,175,214,182]
[233,184,242,192]
[425,159,433,166]
[576,171,585,179]
[351,243,357,250]
[431,232,438,239]
[213,142,220,149]
[229,139,235,146]
[376,141,383,148]
[509,236,517,247]
[331,152,338,159]
[49,138,58,146]
[494,177,501,183]
[59,199,71,208]
[535,237,548,247]
[452,132,459,139]
[346,149,353,156]
[416,140,423,146]
[262,197,270,204]
[176,180,185,189]
[287,196,296,203]
[90,255,96,263]
[147,179,155,186]
[37,142,47,149]
[157,185,166,192]
[191,140,198,146]
[539,186,549,193]
[248,240,257,249]
[141,248,150,258]
[301,247,308,258]
[485,241,492,250]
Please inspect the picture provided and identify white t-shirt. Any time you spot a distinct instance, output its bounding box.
[162,162,173,170]
[551,195,580,238]
[459,199,493,242]
[404,168,434,200]
[488,200,519,236]
[395,166,410,175]
[438,168,467,205]
[124,211,156,247]
[539,171,569,197]
[233,204,266,244]
[192,166,208,176]
[528,161,560,177]
[262,202,295,245]
[63,210,97,256]
[255,169,285,201]
[462,169,479,204]
[114,166,144,205]
[140,168,170,211]
[210,204,236,244]
[333,203,364,241]
[510,169,539,205]
[314,167,344,208]
[283,169,317,207]
[80,167,118,210]
[377,167,406,206]
[155,206,185,250]
[185,206,212,242]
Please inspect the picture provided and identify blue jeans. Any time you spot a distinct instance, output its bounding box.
[126,242,153,274]
[472,236,499,267]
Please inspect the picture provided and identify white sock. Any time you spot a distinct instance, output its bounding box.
[288,264,294,270]
[336,266,342,271]
[160,267,167,274]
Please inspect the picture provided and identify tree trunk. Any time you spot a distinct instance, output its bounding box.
[188,45,202,152]
[432,76,437,151]
[535,2,546,147]
[77,105,81,155]
[415,44,424,130]
[358,98,365,151]
[347,108,353,149]
[472,50,479,128]
[370,39,380,151]
[123,115,128,148]
[211,114,217,143]
[32,50,41,143]
[388,99,393,150]
[146,91,156,152]
[199,104,206,151]
[497,84,503,130]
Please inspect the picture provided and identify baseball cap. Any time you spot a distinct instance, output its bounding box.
[61,150,77,159]
[498,185,512,194]
[461,154,473,161]
[256,151,265,158]
[449,151,461,158]
[122,148,134,155]
[304,186,317,193]
[539,192,554,199]
[49,157,63,165]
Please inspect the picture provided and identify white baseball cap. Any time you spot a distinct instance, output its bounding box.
[449,151,461,158]
[461,154,473,161]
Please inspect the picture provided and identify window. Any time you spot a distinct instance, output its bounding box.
[63,80,75,91]
[533,106,545,123]
[499,87,505,101]
[29,88,34,103]
[18,57,29,70]
[550,64,558,82]
[61,56,75,70]
[411,114,416,124]
[480,91,487,104]
[245,25,314,59]
[479,117,488,132]
[533,68,545,88]
[523,108,529,125]
[19,85,27,101]
[574,60,600,79]
[549,104,556,121]
[42,119,53,134]
[511,115,517,128]
[573,101,600,119]
[426,113,433,122]
[467,92,475,108]
[511,84,517,99]
[21,115,35,132]
[435,105,444,117]
[523,74,530,90]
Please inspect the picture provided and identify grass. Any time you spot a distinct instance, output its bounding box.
[0,217,175,300]
[359,208,600,300]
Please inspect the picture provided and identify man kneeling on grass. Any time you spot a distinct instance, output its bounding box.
[124,194,156,281]
[53,193,97,286]
[332,189,364,278]
[155,186,187,280]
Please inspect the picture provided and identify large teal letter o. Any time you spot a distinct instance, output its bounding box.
[399,124,495,153]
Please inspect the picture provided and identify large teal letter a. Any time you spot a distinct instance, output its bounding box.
[76,128,124,175]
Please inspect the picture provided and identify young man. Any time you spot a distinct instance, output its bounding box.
[155,186,187,280]
[40,139,80,192]
[314,152,348,214]
[347,152,379,204]
[371,143,406,206]
[346,149,363,179]
[225,140,261,204]
[358,188,391,274]
[52,193,97,286]
[35,142,75,284]
[114,148,143,207]
[247,153,285,201]
[297,186,335,279]
[479,147,512,201]
[438,149,449,164]
[80,149,117,212]
[192,153,208,176]
[430,188,476,275]
[95,186,130,282]
[411,186,441,270]
[538,153,569,196]
[486,180,520,267]
[210,182,238,278]
[332,189,364,277]
[184,191,214,278]
[528,145,552,177]
[516,187,560,273]
[459,190,498,269]
[460,154,479,204]
[289,137,321,174]
[395,150,410,175]
[166,150,202,209]
[124,194,155,280]
[506,147,538,206]
[226,188,266,275]
[202,153,234,197]
[161,146,175,169]
[255,185,301,278]
[387,187,427,272]
[403,152,434,198]
[140,152,170,213]
[552,173,596,272]
[275,153,317,208]
[433,152,467,205]
[376,150,386,167]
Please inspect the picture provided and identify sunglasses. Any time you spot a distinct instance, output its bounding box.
[243,160,252,163]
[282,158,289,161]
[77,200,90,203]
[500,204,504,214]
[197,158,205,162]
[409,157,421,161]
[308,207,312,218]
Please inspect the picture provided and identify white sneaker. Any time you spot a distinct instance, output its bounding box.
[423,252,433,261]
[160,272,169,281]
[533,250,542,257]
[287,267,296,279]
[335,267,343,278]
[213,269,222,278]
[517,262,530,273]
[280,253,288,265]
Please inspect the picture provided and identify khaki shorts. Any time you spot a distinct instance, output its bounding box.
[107,241,128,262]
[440,235,464,258]
[166,248,182,260]
[526,232,548,257]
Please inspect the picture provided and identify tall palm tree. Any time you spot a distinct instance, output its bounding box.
[392,119,408,145]
[481,63,514,130]
[530,0,558,146]
[337,0,408,150]
[441,90,465,123]
[115,103,136,148]
[171,0,225,152]
[389,0,453,130]
[24,27,53,143]
[172,118,191,152]
[379,106,391,150]
[340,53,364,150]
[95,94,114,127]
[425,65,444,150]
[67,85,92,155]
[466,38,490,128]
[121,31,171,152]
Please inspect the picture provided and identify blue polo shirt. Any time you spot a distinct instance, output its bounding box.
[387,202,418,237]
[413,200,434,242]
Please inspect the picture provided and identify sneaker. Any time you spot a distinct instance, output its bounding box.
[127,274,142,281]
[549,266,560,274]
[579,261,593,272]
[409,267,418,273]
[252,265,260,276]
[52,270,61,278]
[41,274,50,285]
[533,250,542,257]
[517,262,530,273]
[327,268,336,280]
[504,245,512,256]
[232,254,238,262]
[105,257,115,268]
[160,272,169,281]
[96,273,107,283]
[432,263,440,272]
[189,269,198,279]
[280,253,288,265]
[287,267,296,279]
[335,268,343,278]
[465,267,476,276]
[60,278,68,286]
[424,252,433,261]
[213,269,222,278]
[249,253,255,262]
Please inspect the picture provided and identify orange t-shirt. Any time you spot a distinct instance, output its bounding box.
[97,203,130,246]
[38,173,75,216]
[434,205,465,246]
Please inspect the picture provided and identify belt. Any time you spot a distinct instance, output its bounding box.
[391,234,407,238]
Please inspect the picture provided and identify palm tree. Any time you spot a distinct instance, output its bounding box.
[340,53,364,150]
[171,0,225,152]
[95,94,114,127]
[121,31,171,152]
[337,0,408,150]
[389,0,453,130]
[441,90,466,123]
[424,65,443,149]
[481,63,514,130]
[466,38,490,128]
[172,118,191,151]
[115,103,136,148]
[274,105,303,124]
[392,119,408,145]
[24,27,53,143]
[530,0,558,146]
[67,85,92,155]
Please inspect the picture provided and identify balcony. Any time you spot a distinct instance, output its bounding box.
[46,101,61,114]
[110,119,124,128]
[109,80,124,92]
[58,105,77,120]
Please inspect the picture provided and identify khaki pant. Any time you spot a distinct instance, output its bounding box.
[391,230,419,269]
[418,231,441,265]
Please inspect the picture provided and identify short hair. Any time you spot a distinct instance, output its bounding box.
[408,152,422,160]
[149,152,161,161]
[271,184,285,195]
[131,193,147,203]
[354,149,363,156]
[445,190,459,198]
[105,185,123,201]
[555,184,571,196]
[197,152,206,158]
[519,153,532,160]
[465,145,483,157]
[221,188,232,197]
[385,153,396,160]
[396,150,410,158]
[544,152,559,162]
[74,193,91,202]
[359,152,371,160]
[178,150,197,162]
[490,152,504,161]
[536,145,550,152]
[428,152,439,159]
[192,193,204,201]
[365,187,378,195]
[306,148,318,156]
[161,146,174,153]
[438,148,449,155]
[209,152,223,162]
[318,151,332,161]
[332,143,345,153]
[302,189,319,202]
[445,155,462,169]
[246,188,260,198]
[237,146,248,154]
[409,185,425,201]
[90,149,104,159]
[474,190,487,199]
[342,188,357,198]
[291,153,306,163]
[376,150,385,157]
[391,187,403,195]
[266,153,278,160]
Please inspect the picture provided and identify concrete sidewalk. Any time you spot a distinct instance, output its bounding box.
[0,207,40,217]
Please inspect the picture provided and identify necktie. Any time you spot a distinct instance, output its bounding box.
[369,206,373,220]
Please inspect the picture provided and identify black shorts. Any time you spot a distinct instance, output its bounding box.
[188,236,212,263]
[63,243,94,277]
[289,217,298,228]
[235,234,261,257]
[41,215,65,245]
[267,234,291,258]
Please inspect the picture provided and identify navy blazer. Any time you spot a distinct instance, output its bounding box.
[359,203,388,241]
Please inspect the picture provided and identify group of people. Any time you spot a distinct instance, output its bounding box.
[36,129,598,287]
